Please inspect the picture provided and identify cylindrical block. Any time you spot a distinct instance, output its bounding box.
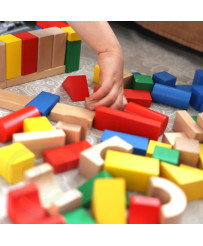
[0,106,41,143]
[151,83,191,109]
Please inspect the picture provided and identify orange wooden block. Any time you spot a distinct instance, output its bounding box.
[162,132,187,146]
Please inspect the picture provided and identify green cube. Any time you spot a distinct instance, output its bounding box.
[192,116,198,122]
[65,40,81,73]
[133,74,154,92]
[63,208,96,224]
[152,146,179,166]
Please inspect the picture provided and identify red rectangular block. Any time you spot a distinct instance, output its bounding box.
[43,140,92,173]
[37,21,69,29]
[93,105,162,140]
[124,89,152,107]
[13,32,38,75]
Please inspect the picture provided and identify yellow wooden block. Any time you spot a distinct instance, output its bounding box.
[23,116,53,132]
[160,161,203,201]
[61,26,82,42]
[104,150,160,192]
[0,142,34,184]
[93,65,100,84]
[92,178,126,224]
[198,144,203,170]
[146,140,172,157]
[0,34,21,79]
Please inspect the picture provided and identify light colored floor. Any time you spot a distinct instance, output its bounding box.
[0,22,203,224]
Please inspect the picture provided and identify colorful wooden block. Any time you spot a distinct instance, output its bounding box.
[147,176,187,224]
[104,150,160,192]
[0,105,40,143]
[173,110,203,141]
[200,104,203,113]
[192,115,198,122]
[93,65,100,84]
[190,85,203,110]
[0,41,6,84]
[146,140,172,157]
[62,75,89,102]
[192,69,203,85]
[25,91,60,116]
[61,26,82,42]
[151,83,191,109]
[152,71,176,87]
[152,146,179,166]
[92,178,126,224]
[198,144,203,170]
[43,140,92,174]
[128,195,161,224]
[23,116,53,132]
[162,132,187,146]
[63,208,96,224]
[79,136,133,179]
[0,34,22,79]
[0,142,34,184]
[13,129,66,158]
[133,74,154,92]
[175,84,192,92]
[101,129,149,155]
[160,162,203,201]
[37,21,69,29]
[197,112,203,129]
[35,25,42,30]
[124,89,152,107]
[13,32,38,75]
[94,105,162,141]
[123,70,134,89]
[174,137,200,167]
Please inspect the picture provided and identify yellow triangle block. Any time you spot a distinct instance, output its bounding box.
[146,140,172,157]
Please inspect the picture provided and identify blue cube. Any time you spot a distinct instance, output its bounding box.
[192,69,203,85]
[152,71,176,87]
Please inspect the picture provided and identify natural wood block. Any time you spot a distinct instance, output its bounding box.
[198,143,203,170]
[0,41,6,84]
[147,177,187,224]
[146,140,172,157]
[197,112,203,129]
[173,110,203,142]
[123,70,134,89]
[162,132,187,146]
[174,137,200,167]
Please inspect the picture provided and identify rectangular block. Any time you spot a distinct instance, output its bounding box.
[175,84,192,92]
[190,85,203,110]
[162,132,188,146]
[123,70,134,89]
[133,74,154,92]
[124,89,152,107]
[152,146,179,166]
[0,41,6,83]
[152,71,176,87]
[93,65,100,84]
[146,140,172,157]
[24,116,53,132]
[37,21,69,29]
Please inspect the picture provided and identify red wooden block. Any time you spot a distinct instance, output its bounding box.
[93,86,100,93]
[124,102,168,135]
[128,195,161,224]
[62,75,90,102]
[37,21,69,29]
[0,106,41,143]
[124,89,152,107]
[93,105,162,140]
[43,140,92,173]
[7,183,65,224]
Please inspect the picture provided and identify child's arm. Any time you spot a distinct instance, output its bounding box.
[67,21,124,110]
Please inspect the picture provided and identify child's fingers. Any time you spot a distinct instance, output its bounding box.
[90,81,113,101]
[109,92,124,110]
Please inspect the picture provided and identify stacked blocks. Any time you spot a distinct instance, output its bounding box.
[193,69,203,85]
[23,116,53,132]
[133,74,154,92]
[152,71,176,87]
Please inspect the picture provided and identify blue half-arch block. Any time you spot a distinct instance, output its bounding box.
[152,71,176,87]
[192,69,203,85]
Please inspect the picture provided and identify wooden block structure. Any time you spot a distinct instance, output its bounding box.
[146,140,172,157]
[78,136,133,179]
[124,89,152,107]
[93,65,100,84]
[23,116,53,132]
[152,71,176,87]
[63,208,96,224]
[133,74,154,92]
[147,177,187,224]
[0,41,6,87]
[162,132,187,146]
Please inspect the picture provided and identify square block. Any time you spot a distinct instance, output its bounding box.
[93,65,100,84]
[146,140,172,157]
[133,74,154,92]
[63,208,96,224]
[24,116,53,132]
[162,132,187,146]
[0,143,34,184]
[193,69,203,85]
[152,71,176,87]
[61,26,82,42]
[0,41,6,83]
[152,146,179,166]
[190,85,203,110]
[124,89,152,107]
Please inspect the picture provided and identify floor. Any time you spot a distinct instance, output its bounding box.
[0,21,203,224]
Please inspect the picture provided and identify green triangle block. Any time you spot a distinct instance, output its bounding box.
[63,208,96,224]
[133,74,154,92]
[153,146,179,165]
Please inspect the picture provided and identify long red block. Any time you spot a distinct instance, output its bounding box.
[124,102,168,135]
[43,140,92,173]
[94,105,162,140]
[13,32,38,75]
[124,89,152,107]
[0,105,41,143]
[37,21,69,29]
[7,183,65,224]
[128,195,161,224]
[62,75,90,102]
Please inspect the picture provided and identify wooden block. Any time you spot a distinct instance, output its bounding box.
[92,178,126,224]
[37,21,69,29]
[24,116,53,132]
[63,208,96,224]
[93,65,100,84]
[192,115,198,122]
[197,112,203,129]
[147,177,187,224]
[160,162,203,201]
[152,146,179,166]
[162,132,187,146]
[29,29,54,72]
[124,89,152,107]
[0,34,22,79]
[198,143,203,169]
[0,143,34,184]
[123,70,134,89]
[146,140,172,157]
[79,136,133,179]
[152,71,176,87]
[104,150,160,192]
[133,74,154,92]
[174,137,200,167]
[61,26,82,42]
[13,129,66,158]
[173,110,203,141]
[55,121,82,144]
[0,41,6,85]
[85,97,97,109]
[175,84,192,92]
[190,85,203,110]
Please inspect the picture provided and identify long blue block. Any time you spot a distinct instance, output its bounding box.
[175,84,192,92]
[151,83,191,109]
[35,25,42,30]
[192,69,203,85]
[152,71,176,87]
[190,85,203,110]
[25,91,60,116]
[101,129,149,156]
[200,104,203,113]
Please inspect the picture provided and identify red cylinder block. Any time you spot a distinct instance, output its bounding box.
[0,105,41,143]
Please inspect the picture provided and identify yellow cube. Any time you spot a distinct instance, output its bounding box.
[146,140,172,157]
[104,150,160,192]
[23,116,53,132]
[92,178,126,224]
[198,143,203,170]
[0,143,34,184]
[0,34,21,79]
[93,64,100,84]
[61,26,82,42]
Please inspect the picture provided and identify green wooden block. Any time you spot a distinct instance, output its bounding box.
[152,146,179,166]
[192,116,198,122]
[63,208,96,224]
[65,40,81,73]
[133,74,154,92]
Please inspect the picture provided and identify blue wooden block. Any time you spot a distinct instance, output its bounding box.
[152,71,176,87]
[200,104,203,113]
[190,85,203,110]
[151,83,191,109]
[175,85,192,92]
[132,72,141,75]
[35,25,42,30]
[101,129,149,156]
[25,91,60,116]
[192,69,203,85]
